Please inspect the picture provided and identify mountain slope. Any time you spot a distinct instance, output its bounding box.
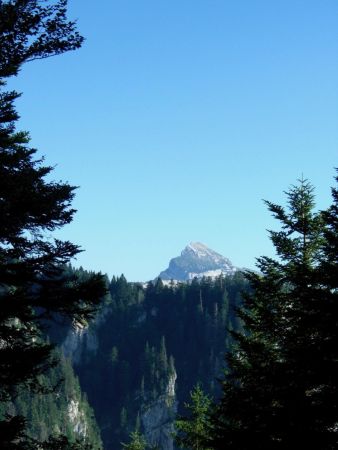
[0,352,102,448]
[62,272,248,450]
[159,242,236,281]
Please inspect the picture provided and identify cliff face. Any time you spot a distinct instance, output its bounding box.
[62,306,110,364]
[61,305,179,450]
[62,322,98,364]
[142,371,177,450]
[68,399,88,437]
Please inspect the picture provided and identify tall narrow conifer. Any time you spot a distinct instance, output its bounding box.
[212,178,338,449]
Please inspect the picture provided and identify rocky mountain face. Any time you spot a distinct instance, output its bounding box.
[63,319,177,450]
[159,242,237,281]
[141,371,177,450]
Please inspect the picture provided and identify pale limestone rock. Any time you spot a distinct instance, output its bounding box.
[62,306,110,364]
[67,399,87,437]
[141,372,177,450]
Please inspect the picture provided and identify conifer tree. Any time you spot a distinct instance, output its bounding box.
[121,430,147,450]
[211,178,338,449]
[0,0,106,447]
[0,0,83,78]
[321,171,338,292]
[175,384,213,450]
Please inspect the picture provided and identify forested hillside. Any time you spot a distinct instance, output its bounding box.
[60,271,249,450]
[0,266,248,449]
[0,353,102,448]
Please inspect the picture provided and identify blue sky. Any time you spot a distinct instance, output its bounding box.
[9,0,338,280]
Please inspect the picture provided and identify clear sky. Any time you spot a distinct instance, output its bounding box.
[9,0,338,281]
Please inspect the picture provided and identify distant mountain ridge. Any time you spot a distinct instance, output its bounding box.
[158,242,237,281]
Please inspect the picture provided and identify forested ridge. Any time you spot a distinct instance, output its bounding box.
[65,272,248,450]
[0,353,102,448]
[0,263,248,449]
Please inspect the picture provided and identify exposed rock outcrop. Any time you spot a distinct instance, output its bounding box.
[159,242,237,281]
[68,399,87,437]
[141,372,177,450]
[62,306,110,364]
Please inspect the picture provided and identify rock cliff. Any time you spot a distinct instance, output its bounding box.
[142,371,177,450]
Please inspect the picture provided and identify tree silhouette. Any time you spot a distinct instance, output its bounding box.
[0,1,106,447]
[211,177,338,449]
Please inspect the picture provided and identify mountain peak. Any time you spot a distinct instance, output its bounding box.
[185,241,209,252]
[159,242,236,281]
[183,242,221,258]
[189,241,208,249]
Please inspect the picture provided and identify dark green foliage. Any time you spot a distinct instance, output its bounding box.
[210,177,338,449]
[72,273,247,450]
[0,415,32,450]
[1,353,102,448]
[0,420,95,450]
[40,435,98,450]
[174,385,213,450]
[0,1,106,447]
[121,430,147,450]
[321,171,338,290]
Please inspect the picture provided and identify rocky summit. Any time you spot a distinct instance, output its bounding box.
[158,242,237,281]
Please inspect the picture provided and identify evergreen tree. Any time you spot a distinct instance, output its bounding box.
[212,178,338,449]
[121,430,147,450]
[0,0,106,447]
[175,384,213,450]
[0,0,83,78]
[321,171,338,293]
